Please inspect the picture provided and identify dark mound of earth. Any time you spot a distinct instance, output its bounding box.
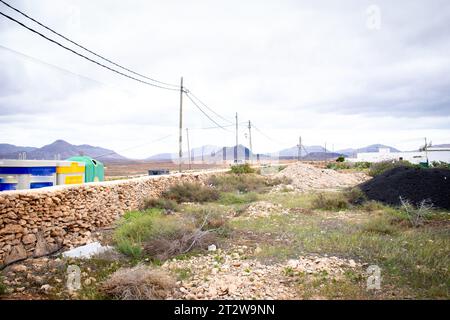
[359,166,450,209]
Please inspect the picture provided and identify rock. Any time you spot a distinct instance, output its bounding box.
[33,232,60,258]
[179,287,188,293]
[208,244,217,252]
[349,259,356,268]
[40,284,53,293]
[254,246,262,254]
[0,224,24,235]
[287,259,299,268]
[9,264,27,273]
[22,234,37,245]
[3,244,27,265]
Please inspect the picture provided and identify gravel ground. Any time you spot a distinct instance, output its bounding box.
[274,162,369,192]
[161,245,363,300]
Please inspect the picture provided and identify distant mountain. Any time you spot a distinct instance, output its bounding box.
[277,145,326,157]
[0,143,37,154]
[432,144,450,148]
[146,145,223,161]
[301,152,343,161]
[337,144,400,156]
[146,153,176,161]
[0,140,127,161]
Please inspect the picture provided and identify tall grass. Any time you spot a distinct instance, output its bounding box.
[114,209,189,259]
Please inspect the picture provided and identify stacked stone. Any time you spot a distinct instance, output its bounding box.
[0,172,207,267]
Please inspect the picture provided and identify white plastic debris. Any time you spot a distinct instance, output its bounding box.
[208,244,217,252]
[62,242,114,259]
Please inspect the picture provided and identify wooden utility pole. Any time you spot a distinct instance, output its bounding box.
[186,128,191,170]
[178,77,184,172]
[235,112,238,163]
[248,120,253,163]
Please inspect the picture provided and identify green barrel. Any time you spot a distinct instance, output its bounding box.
[66,156,104,182]
[418,161,429,168]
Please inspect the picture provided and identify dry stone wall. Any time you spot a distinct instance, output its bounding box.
[0,172,213,267]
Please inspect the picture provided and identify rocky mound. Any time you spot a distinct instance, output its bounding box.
[275,162,368,192]
[359,166,450,209]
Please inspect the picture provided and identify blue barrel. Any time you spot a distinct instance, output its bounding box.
[0,161,57,191]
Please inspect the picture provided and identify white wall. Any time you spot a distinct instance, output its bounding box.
[350,150,450,164]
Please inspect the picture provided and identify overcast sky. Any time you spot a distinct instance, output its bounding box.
[1,0,450,158]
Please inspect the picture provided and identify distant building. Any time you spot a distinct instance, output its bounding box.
[348,147,450,164]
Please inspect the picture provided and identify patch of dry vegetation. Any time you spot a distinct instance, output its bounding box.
[101,264,176,300]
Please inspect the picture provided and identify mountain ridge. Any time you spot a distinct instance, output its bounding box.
[0,140,127,161]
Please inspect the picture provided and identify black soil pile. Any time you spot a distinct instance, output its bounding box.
[359,166,450,209]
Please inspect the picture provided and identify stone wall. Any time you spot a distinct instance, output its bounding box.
[0,172,215,267]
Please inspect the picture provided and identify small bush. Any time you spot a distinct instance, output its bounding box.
[343,187,367,205]
[268,176,293,186]
[354,162,371,169]
[336,156,345,162]
[229,163,255,174]
[362,215,398,235]
[141,198,178,212]
[208,174,270,193]
[114,210,190,259]
[101,265,176,300]
[399,197,433,227]
[359,200,386,212]
[162,182,220,203]
[431,161,450,169]
[326,162,351,170]
[219,192,259,205]
[311,193,349,211]
[368,160,416,177]
[326,161,371,170]
[144,229,217,260]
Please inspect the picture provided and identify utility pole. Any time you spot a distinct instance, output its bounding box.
[424,137,429,164]
[248,120,253,163]
[178,77,183,172]
[235,112,238,163]
[186,128,191,170]
[324,142,327,162]
[297,136,302,161]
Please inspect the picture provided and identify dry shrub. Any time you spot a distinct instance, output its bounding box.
[101,265,176,300]
[311,192,349,211]
[162,182,220,203]
[140,197,178,212]
[144,229,216,260]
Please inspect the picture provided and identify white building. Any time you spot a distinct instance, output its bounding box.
[349,147,450,164]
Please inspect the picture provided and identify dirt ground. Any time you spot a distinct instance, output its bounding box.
[1,163,448,300]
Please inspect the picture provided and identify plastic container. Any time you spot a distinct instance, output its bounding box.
[66,156,104,182]
[56,161,85,185]
[0,176,18,191]
[0,160,57,191]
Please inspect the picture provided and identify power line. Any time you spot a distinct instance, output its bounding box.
[95,134,174,159]
[0,0,179,88]
[0,11,179,91]
[252,123,283,145]
[185,92,230,131]
[185,90,234,125]
[188,123,245,130]
[0,44,107,87]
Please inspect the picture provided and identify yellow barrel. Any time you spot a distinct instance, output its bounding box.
[56,161,85,185]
